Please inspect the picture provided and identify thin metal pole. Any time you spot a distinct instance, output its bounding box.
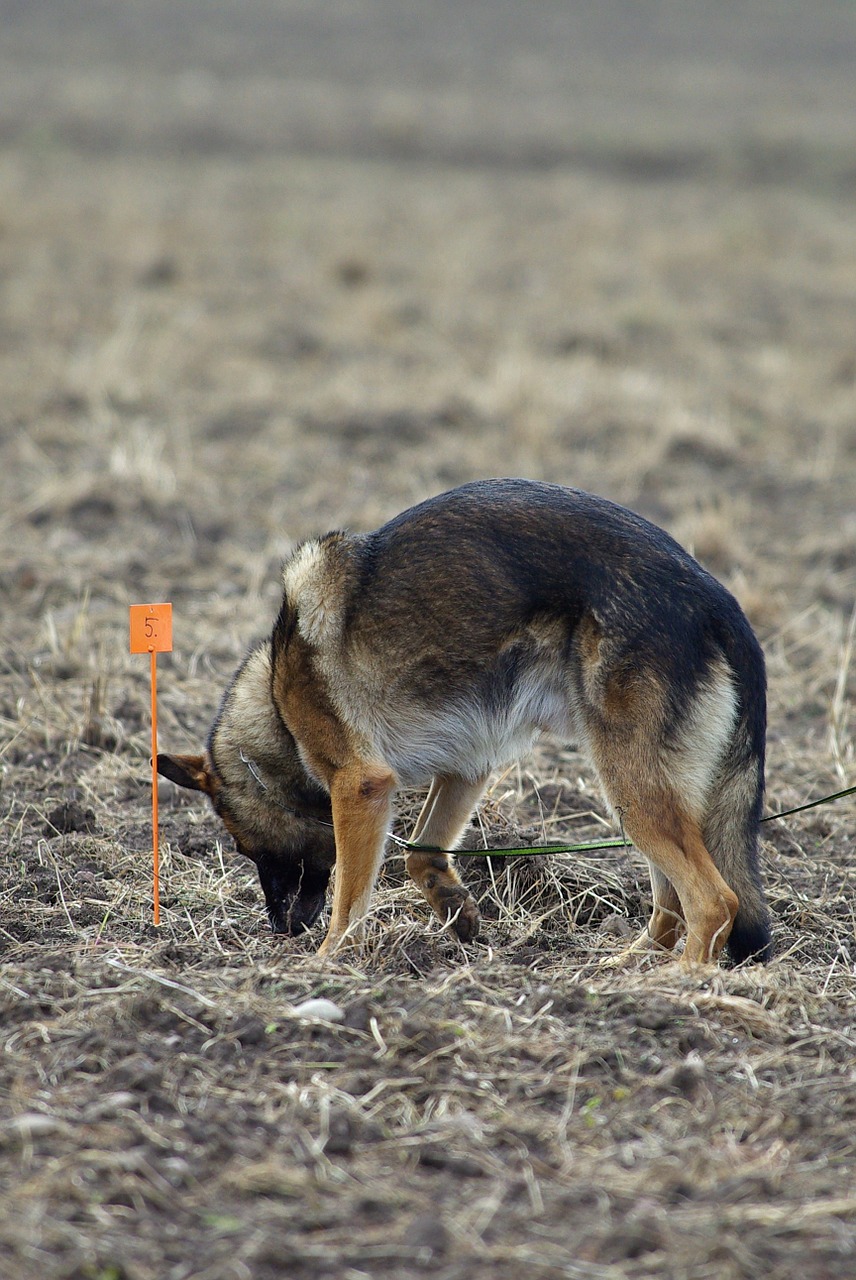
[150,646,160,925]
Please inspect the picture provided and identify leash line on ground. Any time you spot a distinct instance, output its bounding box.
[398,782,856,858]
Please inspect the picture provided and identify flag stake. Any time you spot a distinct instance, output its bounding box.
[130,603,173,925]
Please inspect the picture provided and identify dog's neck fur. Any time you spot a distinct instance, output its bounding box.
[238,746,335,831]
[210,641,333,833]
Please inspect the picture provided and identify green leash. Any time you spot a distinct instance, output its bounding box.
[396,782,856,859]
[759,784,856,825]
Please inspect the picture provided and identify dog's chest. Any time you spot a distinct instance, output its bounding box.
[344,666,584,786]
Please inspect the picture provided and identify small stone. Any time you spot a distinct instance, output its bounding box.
[3,1113,63,1140]
[291,997,345,1023]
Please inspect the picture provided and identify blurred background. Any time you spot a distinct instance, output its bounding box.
[2,0,855,741]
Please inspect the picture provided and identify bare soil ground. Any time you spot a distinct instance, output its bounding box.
[2,3,856,1277]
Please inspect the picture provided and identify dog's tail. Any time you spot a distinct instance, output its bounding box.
[703,654,772,964]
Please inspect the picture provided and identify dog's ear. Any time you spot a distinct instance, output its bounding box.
[156,753,213,794]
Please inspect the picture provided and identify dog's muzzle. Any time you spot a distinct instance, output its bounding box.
[254,855,330,936]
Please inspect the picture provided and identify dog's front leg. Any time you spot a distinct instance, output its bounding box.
[318,763,397,957]
[407,774,485,942]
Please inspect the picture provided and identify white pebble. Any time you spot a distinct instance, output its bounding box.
[4,1113,63,1138]
[291,997,345,1023]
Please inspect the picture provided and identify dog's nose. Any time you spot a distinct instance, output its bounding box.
[269,890,326,936]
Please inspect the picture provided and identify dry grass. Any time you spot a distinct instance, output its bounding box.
[2,3,856,1277]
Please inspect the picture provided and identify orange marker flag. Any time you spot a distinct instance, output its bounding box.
[130,603,173,925]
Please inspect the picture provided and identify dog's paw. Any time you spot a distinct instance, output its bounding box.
[438,886,480,943]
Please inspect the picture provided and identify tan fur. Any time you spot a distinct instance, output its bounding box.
[321,763,397,954]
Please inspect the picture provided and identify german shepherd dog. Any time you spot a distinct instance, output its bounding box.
[157,478,772,965]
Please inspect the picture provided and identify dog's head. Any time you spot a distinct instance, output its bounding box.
[157,643,336,936]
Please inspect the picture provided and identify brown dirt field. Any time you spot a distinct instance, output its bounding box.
[2,3,856,1278]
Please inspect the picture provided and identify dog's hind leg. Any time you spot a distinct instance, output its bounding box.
[319,762,397,957]
[599,864,686,969]
[583,645,744,966]
[643,865,685,952]
[406,774,486,942]
[610,864,686,964]
[620,796,738,966]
